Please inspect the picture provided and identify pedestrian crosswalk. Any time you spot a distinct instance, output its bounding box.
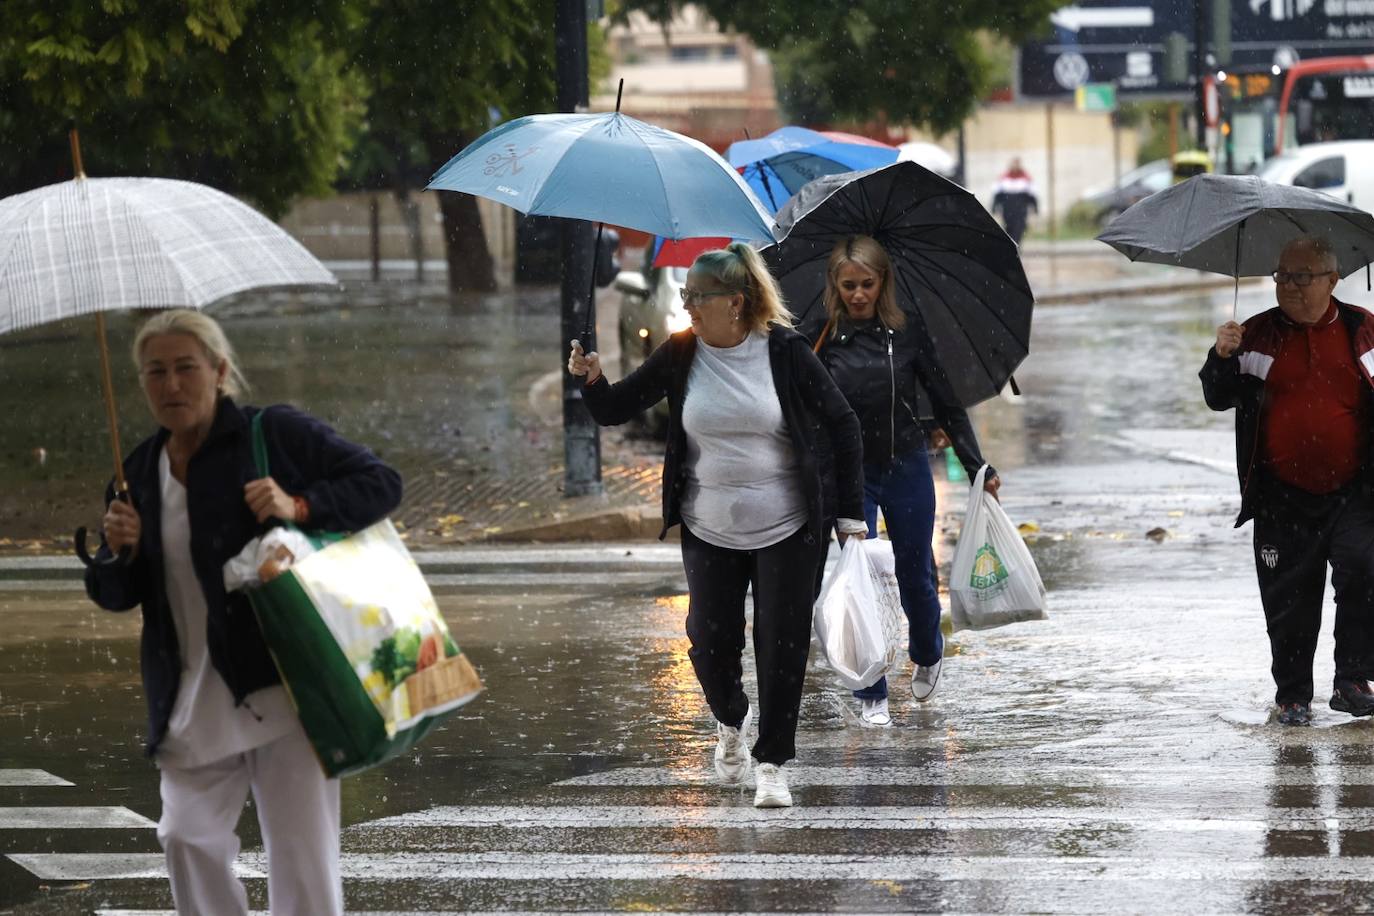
[10,756,1374,910]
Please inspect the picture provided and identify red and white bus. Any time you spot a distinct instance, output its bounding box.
[1207,55,1374,172]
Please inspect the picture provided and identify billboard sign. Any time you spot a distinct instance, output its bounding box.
[1020,0,1374,97]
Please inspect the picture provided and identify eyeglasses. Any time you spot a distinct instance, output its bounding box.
[1271,269,1335,287]
[679,287,735,306]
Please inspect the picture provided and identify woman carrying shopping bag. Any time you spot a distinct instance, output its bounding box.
[811,236,1001,726]
[567,243,865,808]
[85,309,401,916]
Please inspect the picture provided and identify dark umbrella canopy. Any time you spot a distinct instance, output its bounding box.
[764,161,1034,409]
[1096,173,1374,278]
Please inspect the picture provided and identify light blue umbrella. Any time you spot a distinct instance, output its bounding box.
[427,112,776,243]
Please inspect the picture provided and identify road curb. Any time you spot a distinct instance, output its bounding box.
[481,504,670,543]
[1037,275,1264,305]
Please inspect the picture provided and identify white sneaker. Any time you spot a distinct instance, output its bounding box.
[753,763,792,808]
[860,697,892,727]
[713,704,752,783]
[910,658,943,702]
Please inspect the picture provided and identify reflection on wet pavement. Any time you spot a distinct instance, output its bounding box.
[0,277,1372,912]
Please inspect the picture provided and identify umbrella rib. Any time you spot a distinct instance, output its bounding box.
[900,245,1032,345]
[883,234,1035,297]
[893,264,1012,399]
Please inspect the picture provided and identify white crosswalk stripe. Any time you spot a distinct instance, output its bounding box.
[21,851,1374,883]
[0,806,155,829]
[0,768,74,787]
[348,803,1374,833]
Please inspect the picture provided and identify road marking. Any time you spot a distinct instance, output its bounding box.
[0,546,682,573]
[21,852,1374,882]
[1050,5,1154,32]
[348,804,1374,833]
[555,764,1374,788]
[0,581,87,592]
[426,571,678,588]
[0,769,74,787]
[0,807,156,829]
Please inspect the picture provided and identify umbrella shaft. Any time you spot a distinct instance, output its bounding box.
[95,312,128,493]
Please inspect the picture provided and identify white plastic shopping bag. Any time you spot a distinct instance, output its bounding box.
[813,538,903,689]
[949,465,1048,631]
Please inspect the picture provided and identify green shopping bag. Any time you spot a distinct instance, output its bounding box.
[244,413,482,777]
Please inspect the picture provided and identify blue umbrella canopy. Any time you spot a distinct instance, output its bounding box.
[727,126,898,213]
[427,112,776,243]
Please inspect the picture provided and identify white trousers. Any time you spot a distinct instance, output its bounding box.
[157,723,342,916]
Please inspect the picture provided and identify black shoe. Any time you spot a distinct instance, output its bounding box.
[1277,703,1312,727]
[1330,680,1374,718]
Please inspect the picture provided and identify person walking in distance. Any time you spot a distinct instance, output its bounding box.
[567,243,865,808]
[991,158,1039,246]
[1201,236,1374,726]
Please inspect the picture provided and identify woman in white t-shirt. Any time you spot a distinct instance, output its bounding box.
[86,309,401,915]
[568,243,865,808]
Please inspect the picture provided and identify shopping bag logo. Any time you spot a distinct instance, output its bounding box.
[969,542,1010,597]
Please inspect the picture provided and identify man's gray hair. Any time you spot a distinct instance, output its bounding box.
[1283,235,1339,272]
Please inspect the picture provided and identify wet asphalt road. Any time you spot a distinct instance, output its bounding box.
[2,273,1374,913]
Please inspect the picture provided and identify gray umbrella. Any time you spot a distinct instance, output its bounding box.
[1097,173,1374,313]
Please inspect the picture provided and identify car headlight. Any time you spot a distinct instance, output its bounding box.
[666,303,692,332]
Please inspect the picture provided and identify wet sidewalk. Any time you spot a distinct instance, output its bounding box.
[0,247,1250,554]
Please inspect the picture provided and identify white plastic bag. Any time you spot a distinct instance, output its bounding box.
[813,538,903,690]
[223,527,319,592]
[860,539,905,675]
[949,465,1048,631]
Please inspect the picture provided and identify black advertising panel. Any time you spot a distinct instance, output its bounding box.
[1020,0,1374,98]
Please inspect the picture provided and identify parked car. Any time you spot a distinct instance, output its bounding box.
[1257,141,1374,212]
[612,251,691,435]
[1078,159,1171,224]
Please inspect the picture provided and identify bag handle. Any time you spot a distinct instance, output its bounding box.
[812,313,838,354]
[251,410,271,479]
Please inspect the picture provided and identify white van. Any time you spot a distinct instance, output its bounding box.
[1257,141,1374,212]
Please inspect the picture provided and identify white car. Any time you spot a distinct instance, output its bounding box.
[1257,141,1374,212]
[612,260,691,434]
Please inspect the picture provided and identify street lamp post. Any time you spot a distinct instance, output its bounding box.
[1194,0,1209,148]
[555,0,604,498]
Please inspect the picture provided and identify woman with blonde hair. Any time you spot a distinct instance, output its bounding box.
[568,242,865,808]
[811,235,1001,726]
[85,308,401,915]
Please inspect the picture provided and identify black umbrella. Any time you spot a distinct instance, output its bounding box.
[1097,173,1374,315]
[763,161,1034,408]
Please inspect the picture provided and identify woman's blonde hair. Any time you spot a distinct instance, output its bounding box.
[690,242,793,333]
[131,309,249,399]
[823,235,905,331]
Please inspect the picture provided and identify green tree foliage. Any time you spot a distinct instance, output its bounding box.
[344,0,559,292]
[0,1,366,216]
[621,0,1062,134]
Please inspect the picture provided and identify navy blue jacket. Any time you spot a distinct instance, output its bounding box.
[84,399,402,755]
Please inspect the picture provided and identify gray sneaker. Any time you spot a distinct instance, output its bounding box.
[753,763,792,808]
[911,658,943,702]
[713,704,752,783]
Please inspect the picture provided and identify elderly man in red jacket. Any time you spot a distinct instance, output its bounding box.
[1201,235,1374,726]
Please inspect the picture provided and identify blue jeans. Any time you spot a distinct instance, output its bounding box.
[853,449,943,701]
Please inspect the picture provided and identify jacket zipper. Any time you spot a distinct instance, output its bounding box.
[886,328,896,464]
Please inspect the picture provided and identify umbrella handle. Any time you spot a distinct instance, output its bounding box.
[74,488,134,569]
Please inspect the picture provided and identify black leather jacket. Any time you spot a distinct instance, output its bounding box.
[813,316,989,477]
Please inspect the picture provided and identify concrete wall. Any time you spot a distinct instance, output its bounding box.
[278,191,516,281]
[908,104,1141,225]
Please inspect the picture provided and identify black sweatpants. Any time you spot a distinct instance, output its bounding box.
[1252,476,1374,706]
[680,523,821,765]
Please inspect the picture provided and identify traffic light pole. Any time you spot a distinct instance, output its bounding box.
[555,0,604,498]
[1193,0,1208,147]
